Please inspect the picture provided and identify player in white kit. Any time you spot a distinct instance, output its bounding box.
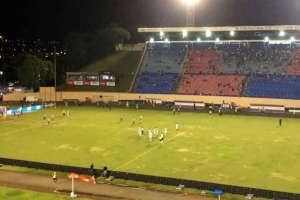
[148,129,153,141]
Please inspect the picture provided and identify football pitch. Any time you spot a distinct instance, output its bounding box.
[1,106,300,193]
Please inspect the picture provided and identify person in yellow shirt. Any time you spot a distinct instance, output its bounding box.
[52,172,57,183]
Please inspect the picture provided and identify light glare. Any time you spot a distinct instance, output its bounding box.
[264,37,269,42]
[206,31,211,37]
[182,30,188,38]
[279,31,285,37]
[290,36,295,42]
[230,31,235,36]
[150,38,154,43]
[183,0,199,5]
[197,38,201,42]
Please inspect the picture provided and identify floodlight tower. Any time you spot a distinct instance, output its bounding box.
[183,0,199,27]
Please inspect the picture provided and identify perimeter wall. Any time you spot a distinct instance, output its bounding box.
[3,87,300,108]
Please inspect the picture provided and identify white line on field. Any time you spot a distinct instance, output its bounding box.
[0,114,88,136]
[0,126,35,136]
[113,127,193,171]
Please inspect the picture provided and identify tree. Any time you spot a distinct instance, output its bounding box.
[100,24,131,51]
[14,54,54,90]
[62,33,88,71]
[60,25,131,70]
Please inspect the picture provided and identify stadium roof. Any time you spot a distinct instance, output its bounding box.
[138,25,300,33]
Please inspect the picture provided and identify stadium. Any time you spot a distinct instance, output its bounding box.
[1,0,300,200]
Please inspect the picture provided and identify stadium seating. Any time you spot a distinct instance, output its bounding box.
[287,50,300,76]
[177,43,244,96]
[245,76,300,99]
[177,75,245,96]
[193,42,216,51]
[219,43,291,75]
[135,73,178,94]
[184,50,222,74]
[135,43,186,94]
[141,43,186,73]
[134,42,300,99]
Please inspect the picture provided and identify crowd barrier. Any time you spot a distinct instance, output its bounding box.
[0,157,299,199]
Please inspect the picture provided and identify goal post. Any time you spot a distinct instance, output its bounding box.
[0,106,7,119]
[91,95,114,103]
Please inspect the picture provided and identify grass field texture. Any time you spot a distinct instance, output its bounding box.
[0,186,89,200]
[1,106,300,193]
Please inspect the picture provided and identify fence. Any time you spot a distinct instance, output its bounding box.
[0,157,299,200]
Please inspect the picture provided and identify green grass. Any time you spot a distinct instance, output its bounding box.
[1,106,300,194]
[58,51,141,92]
[0,186,90,200]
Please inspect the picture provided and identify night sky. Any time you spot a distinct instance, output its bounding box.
[1,0,300,41]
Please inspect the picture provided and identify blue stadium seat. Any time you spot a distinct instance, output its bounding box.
[245,76,300,99]
[135,73,178,94]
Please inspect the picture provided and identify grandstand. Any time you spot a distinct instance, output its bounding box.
[133,41,300,98]
[134,43,186,94]
[178,74,245,96]
[59,26,300,100]
[133,26,300,99]
[245,76,300,99]
[287,49,300,76]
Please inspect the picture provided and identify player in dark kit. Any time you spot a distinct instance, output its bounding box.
[279,118,282,127]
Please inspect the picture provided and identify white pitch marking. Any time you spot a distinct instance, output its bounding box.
[0,126,35,136]
[113,127,193,171]
[0,114,87,136]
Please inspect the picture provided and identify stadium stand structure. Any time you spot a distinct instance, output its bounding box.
[135,43,186,94]
[178,74,245,96]
[134,42,300,99]
[245,76,300,99]
[287,50,300,76]
[178,42,245,96]
[218,42,291,76]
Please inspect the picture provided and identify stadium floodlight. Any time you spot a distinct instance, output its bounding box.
[150,38,154,43]
[197,37,201,42]
[279,30,285,37]
[206,30,212,37]
[182,30,188,38]
[230,31,235,36]
[264,37,269,42]
[290,36,295,42]
[159,31,164,38]
[183,0,199,27]
[183,0,199,5]
[216,38,220,42]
